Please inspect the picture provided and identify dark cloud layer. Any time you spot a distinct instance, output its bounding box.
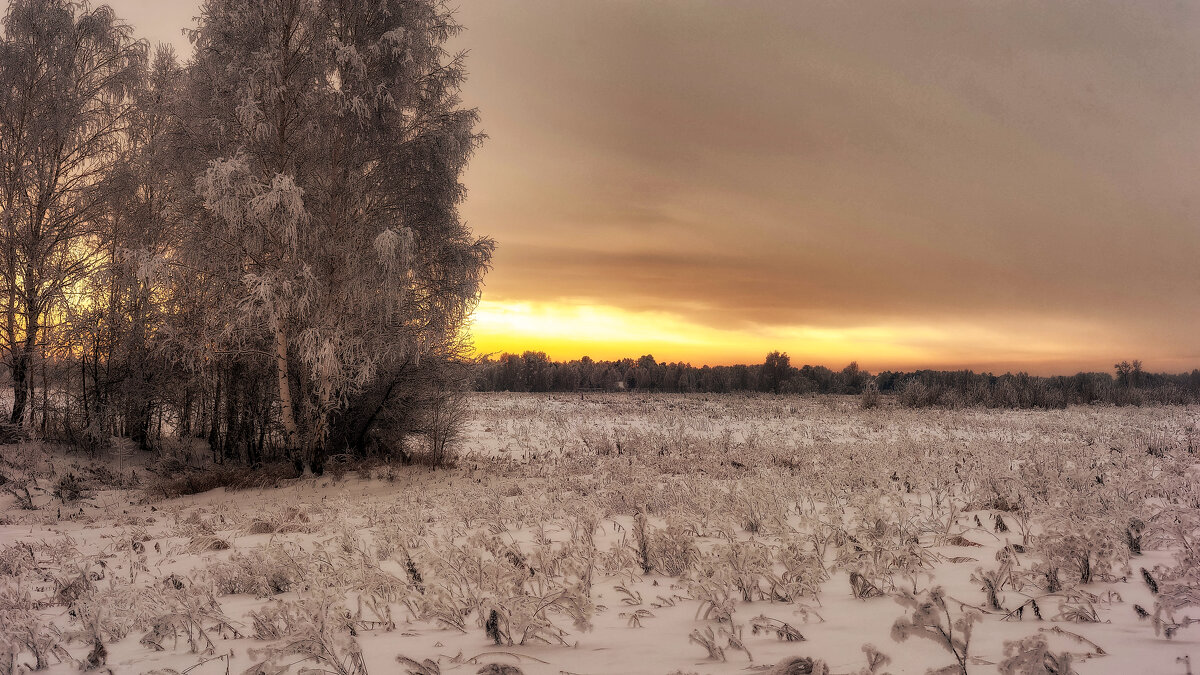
[97,0,1200,370]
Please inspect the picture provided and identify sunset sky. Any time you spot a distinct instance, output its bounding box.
[101,0,1200,374]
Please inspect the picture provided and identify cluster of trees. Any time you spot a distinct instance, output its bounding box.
[0,0,492,471]
[475,351,871,395]
[476,352,1200,408]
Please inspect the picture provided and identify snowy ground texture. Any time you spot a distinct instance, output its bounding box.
[1,393,1198,675]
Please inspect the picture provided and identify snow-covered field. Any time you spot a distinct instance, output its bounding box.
[2,393,1198,675]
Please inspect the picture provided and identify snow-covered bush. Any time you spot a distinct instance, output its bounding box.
[890,586,980,675]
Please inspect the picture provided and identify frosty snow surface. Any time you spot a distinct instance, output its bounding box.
[2,393,1197,674]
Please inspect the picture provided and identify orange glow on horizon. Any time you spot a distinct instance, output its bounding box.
[467,299,1142,375]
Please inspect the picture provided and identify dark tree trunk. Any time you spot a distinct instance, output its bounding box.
[208,368,221,463]
[39,353,48,436]
[80,351,90,428]
[129,385,152,451]
[10,347,30,425]
[180,386,192,437]
[223,361,242,461]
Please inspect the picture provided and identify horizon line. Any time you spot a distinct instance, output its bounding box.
[473,350,1192,379]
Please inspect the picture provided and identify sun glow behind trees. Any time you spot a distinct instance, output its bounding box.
[0,0,492,471]
[468,299,1148,374]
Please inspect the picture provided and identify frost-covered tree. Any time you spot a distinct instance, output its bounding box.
[761,351,791,394]
[65,45,184,447]
[0,0,146,425]
[183,0,492,470]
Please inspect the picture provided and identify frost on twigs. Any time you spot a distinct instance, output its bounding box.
[484,585,593,647]
[0,583,74,670]
[850,570,884,599]
[997,635,1077,675]
[971,560,1014,611]
[1153,575,1200,639]
[855,643,892,675]
[245,595,368,675]
[750,614,805,642]
[688,626,725,661]
[139,584,236,655]
[373,226,414,271]
[1146,500,1200,639]
[890,586,979,675]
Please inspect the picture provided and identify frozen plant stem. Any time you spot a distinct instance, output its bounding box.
[891,587,979,675]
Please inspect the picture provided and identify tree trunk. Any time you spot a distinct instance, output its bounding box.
[208,368,221,463]
[180,386,192,437]
[352,379,397,454]
[81,351,90,428]
[130,383,152,451]
[39,350,48,436]
[9,314,37,425]
[10,349,28,425]
[273,321,301,458]
[223,361,241,461]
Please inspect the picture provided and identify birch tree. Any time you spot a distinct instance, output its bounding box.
[0,0,145,425]
[184,0,492,470]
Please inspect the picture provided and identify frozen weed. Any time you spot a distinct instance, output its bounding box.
[648,520,696,577]
[997,634,1077,675]
[750,615,805,641]
[890,586,979,675]
[140,584,238,654]
[246,595,367,675]
[208,545,304,596]
[687,626,725,661]
[0,583,73,671]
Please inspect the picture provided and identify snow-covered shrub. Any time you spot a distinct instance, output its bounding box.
[997,635,1076,674]
[207,545,305,597]
[0,545,35,577]
[649,520,697,577]
[139,583,234,654]
[486,584,593,647]
[771,538,828,602]
[1031,520,1125,588]
[890,586,979,675]
[854,644,892,675]
[971,562,1013,612]
[686,566,738,624]
[1152,565,1200,639]
[860,381,881,409]
[0,583,71,671]
[246,595,367,675]
[768,655,830,674]
[716,539,773,602]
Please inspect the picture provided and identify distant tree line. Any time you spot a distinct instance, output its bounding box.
[0,0,492,471]
[476,351,865,395]
[477,351,885,395]
[476,353,1200,408]
[886,359,1200,408]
